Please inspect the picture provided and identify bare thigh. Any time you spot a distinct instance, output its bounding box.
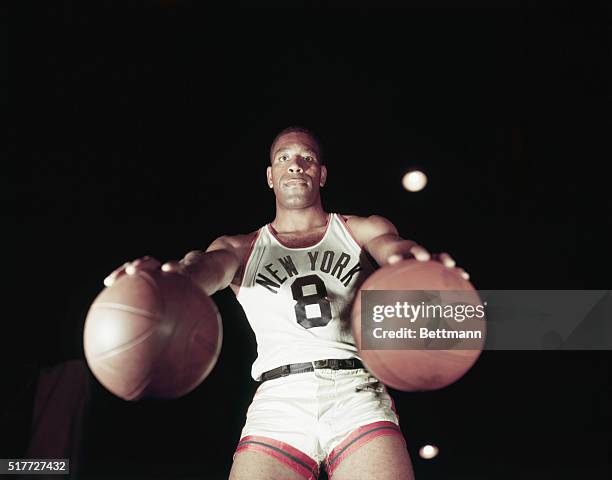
[330,434,414,480]
[229,449,315,480]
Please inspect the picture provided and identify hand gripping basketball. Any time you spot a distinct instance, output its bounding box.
[352,258,485,392]
[85,258,222,401]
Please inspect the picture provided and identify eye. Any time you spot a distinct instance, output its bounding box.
[304,156,313,162]
[278,155,288,162]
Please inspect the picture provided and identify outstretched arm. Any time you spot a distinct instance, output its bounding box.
[103,236,243,296]
[162,236,241,296]
[352,215,469,279]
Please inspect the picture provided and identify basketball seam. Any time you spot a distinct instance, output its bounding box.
[92,302,165,322]
[89,327,159,360]
[93,360,152,401]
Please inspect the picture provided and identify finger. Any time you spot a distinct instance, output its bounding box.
[456,268,470,280]
[387,254,403,265]
[437,252,456,269]
[161,261,182,273]
[125,256,162,276]
[409,245,431,262]
[103,261,130,287]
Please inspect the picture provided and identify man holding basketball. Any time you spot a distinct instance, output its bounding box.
[105,127,468,479]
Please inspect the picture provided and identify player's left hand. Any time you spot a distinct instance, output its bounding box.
[387,247,470,280]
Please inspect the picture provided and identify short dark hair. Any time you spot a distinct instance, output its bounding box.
[269,126,324,165]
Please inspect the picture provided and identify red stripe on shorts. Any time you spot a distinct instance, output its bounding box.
[234,435,319,480]
[325,421,403,478]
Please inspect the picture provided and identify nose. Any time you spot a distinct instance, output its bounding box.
[287,155,306,173]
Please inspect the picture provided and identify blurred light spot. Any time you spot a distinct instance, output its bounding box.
[402,170,428,192]
[419,444,439,459]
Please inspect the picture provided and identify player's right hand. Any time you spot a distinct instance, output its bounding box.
[103,256,162,287]
[160,250,206,277]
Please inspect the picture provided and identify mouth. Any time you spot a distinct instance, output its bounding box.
[284,178,309,187]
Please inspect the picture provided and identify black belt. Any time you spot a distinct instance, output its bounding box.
[260,358,365,383]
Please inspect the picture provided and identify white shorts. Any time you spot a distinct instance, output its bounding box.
[233,367,404,479]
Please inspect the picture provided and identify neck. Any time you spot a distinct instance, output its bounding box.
[271,202,329,233]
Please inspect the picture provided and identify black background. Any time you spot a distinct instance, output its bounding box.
[6,1,611,479]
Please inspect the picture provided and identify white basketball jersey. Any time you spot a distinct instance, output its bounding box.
[236,213,377,381]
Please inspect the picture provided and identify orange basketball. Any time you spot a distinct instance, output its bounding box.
[83,270,222,401]
[352,259,485,391]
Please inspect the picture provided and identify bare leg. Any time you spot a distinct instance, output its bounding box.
[328,431,414,480]
[229,450,312,480]
[229,436,319,480]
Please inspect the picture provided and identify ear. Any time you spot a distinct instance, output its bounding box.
[319,165,327,188]
[266,166,273,188]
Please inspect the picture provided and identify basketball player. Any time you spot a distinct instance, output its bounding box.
[104,127,469,479]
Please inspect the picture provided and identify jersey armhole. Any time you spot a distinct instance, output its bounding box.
[337,214,363,249]
[234,229,261,297]
[337,214,379,271]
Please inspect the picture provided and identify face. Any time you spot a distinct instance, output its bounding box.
[267,132,327,208]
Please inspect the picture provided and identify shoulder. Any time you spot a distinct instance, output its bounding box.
[340,214,398,247]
